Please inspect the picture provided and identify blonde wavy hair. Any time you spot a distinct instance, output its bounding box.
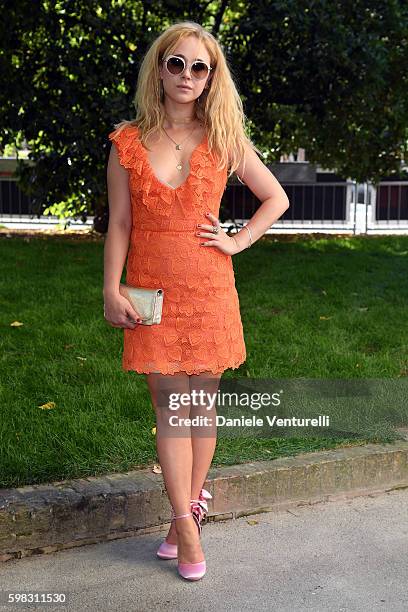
[112,20,262,178]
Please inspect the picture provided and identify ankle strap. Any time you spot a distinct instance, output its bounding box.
[173,512,192,520]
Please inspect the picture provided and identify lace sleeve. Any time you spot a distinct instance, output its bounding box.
[108,124,140,169]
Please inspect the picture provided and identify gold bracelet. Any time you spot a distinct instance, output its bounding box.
[231,230,251,253]
[244,224,253,247]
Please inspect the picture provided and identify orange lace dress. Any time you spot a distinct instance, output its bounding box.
[108,123,246,375]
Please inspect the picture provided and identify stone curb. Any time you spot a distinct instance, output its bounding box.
[1,439,408,562]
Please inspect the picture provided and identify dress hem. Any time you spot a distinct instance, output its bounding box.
[122,357,246,376]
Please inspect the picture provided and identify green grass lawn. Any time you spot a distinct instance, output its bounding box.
[0,232,407,488]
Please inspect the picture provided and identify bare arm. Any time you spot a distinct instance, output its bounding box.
[104,143,132,297]
[103,142,140,328]
[231,143,290,252]
[198,143,290,254]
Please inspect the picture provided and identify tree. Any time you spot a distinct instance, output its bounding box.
[1,0,407,231]
[224,0,408,182]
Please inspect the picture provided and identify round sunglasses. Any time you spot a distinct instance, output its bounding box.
[162,55,212,81]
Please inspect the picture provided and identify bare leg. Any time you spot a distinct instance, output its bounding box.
[146,371,204,564]
[189,371,222,500]
[153,370,222,545]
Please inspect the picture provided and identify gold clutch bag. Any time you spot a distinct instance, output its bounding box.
[119,284,164,325]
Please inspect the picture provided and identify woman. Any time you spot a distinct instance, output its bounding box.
[104,21,289,581]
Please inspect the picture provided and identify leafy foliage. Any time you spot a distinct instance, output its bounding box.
[1,0,407,229]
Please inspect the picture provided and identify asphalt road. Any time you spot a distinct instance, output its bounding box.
[1,488,407,612]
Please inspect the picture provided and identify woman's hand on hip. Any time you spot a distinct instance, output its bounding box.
[196,212,240,256]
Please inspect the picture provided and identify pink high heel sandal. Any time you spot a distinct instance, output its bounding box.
[156,488,212,560]
[173,511,206,581]
[191,487,212,527]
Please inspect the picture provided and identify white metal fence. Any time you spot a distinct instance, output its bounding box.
[1,177,408,234]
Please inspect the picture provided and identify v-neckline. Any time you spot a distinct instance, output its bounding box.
[139,130,208,192]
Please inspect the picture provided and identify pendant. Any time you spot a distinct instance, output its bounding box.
[177,163,182,171]
[176,144,181,150]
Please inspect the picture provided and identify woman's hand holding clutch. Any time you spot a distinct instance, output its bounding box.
[103,292,142,329]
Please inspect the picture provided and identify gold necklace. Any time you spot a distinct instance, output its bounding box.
[162,125,198,171]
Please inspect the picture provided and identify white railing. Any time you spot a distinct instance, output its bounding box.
[1,177,408,234]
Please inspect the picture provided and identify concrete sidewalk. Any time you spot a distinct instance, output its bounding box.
[1,439,408,563]
[0,488,407,611]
